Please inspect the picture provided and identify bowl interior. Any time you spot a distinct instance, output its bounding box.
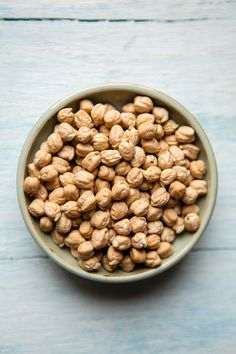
[18,84,217,282]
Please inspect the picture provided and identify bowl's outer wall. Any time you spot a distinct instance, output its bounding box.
[17,83,218,283]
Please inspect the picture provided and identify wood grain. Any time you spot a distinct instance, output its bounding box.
[0,5,235,353]
[0,0,236,20]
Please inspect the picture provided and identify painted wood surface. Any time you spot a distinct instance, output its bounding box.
[0,2,236,353]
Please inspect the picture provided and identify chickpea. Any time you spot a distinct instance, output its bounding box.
[163,119,179,136]
[28,199,45,217]
[112,236,131,251]
[40,165,58,182]
[120,255,135,272]
[179,144,200,160]
[74,170,94,189]
[101,150,122,166]
[76,143,94,157]
[112,181,130,200]
[40,216,54,233]
[145,251,162,268]
[184,213,200,232]
[65,230,85,248]
[102,255,117,272]
[57,145,75,161]
[151,187,170,207]
[146,206,162,221]
[77,126,92,143]
[130,248,146,263]
[57,107,74,124]
[157,242,174,258]
[74,110,93,129]
[79,99,94,114]
[152,106,169,124]
[57,122,76,141]
[44,201,61,221]
[77,241,94,260]
[130,198,149,217]
[56,213,72,234]
[122,102,136,114]
[79,256,101,272]
[110,201,128,221]
[77,191,96,212]
[115,161,131,176]
[190,160,206,179]
[51,229,65,248]
[96,188,112,210]
[113,219,131,236]
[158,150,174,170]
[47,133,63,154]
[126,167,143,188]
[162,208,178,227]
[92,133,109,150]
[45,177,61,191]
[91,103,106,126]
[138,122,156,140]
[104,109,121,128]
[27,163,40,178]
[64,184,79,201]
[141,138,159,154]
[182,204,200,217]
[79,221,94,239]
[147,234,161,250]
[143,166,161,182]
[189,180,207,196]
[120,112,136,128]
[175,126,195,144]
[169,181,186,200]
[118,139,135,161]
[49,187,66,205]
[182,187,199,205]
[132,233,147,249]
[130,146,146,168]
[147,221,163,235]
[142,155,158,169]
[33,150,52,168]
[81,151,101,172]
[24,176,40,195]
[134,96,153,113]
[109,125,124,149]
[124,127,139,146]
[90,210,110,229]
[91,228,109,250]
[161,226,175,242]
[173,217,185,234]
[107,246,123,266]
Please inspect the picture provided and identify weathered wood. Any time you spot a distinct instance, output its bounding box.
[0,253,235,353]
[0,0,236,20]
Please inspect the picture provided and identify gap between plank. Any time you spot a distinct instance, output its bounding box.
[0,17,225,23]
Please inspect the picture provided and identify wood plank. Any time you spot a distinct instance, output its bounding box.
[0,20,236,260]
[0,252,235,353]
[0,0,236,20]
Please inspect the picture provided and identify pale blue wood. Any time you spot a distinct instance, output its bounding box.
[0,2,236,353]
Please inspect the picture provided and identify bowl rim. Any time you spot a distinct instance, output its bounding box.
[17,82,218,283]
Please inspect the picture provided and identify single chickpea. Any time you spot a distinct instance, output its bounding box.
[141,138,159,154]
[161,227,175,242]
[40,165,58,182]
[172,166,189,184]
[99,124,110,137]
[155,124,164,139]
[104,109,121,128]
[125,188,140,207]
[157,242,174,258]
[110,201,128,221]
[190,160,206,179]
[173,217,185,234]
[147,221,163,235]
[91,228,109,249]
[124,127,139,146]
[151,187,170,207]
[102,255,117,272]
[114,162,130,177]
[77,126,92,143]
[74,110,93,129]
[79,99,94,114]
[130,146,146,168]
[91,103,106,126]
[40,141,50,152]
[40,216,54,233]
[152,106,169,124]
[163,120,179,136]
[182,187,199,205]
[48,187,65,205]
[35,184,48,201]
[138,122,156,140]
[90,210,110,229]
[45,177,61,191]
[61,200,80,218]
[162,208,178,227]
[112,181,130,200]
[65,230,85,249]
[118,139,135,161]
[158,150,174,170]
[27,163,40,178]
[57,145,75,161]
[56,213,72,234]
[142,155,158,169]
[169,181,186,200]
[81,151,101,172]
[52,156,71,174]
[77,191,96,212]
[44,201,61,221]
[146,205,162,221]
[74,170,94,189]
[101,150,122,166]
[126,167,143,188]
[175,158,191,169]
[143,166,161,183]
[120,112,136,128]
[132,232,147,249]
[184,213,200,232]
[169,145,185,162]
[151,182,162,194]
[136,113,155,126]
[179,144,200,160]
[182,204,200,217]
[28,199,45,217]
[79,256,101,271]
[51,229,65,248]
[120,255,135,272]
[107,246,123,266]
[92,133,109,150]
[164,135,178,146]
[134,96,153,113]
[160,168,176,186]
[33,150,52,168]
[175,126,195,143]
[63,184,79,201]
[96,188,112,210]
[145,251,162,268]
[24,176,40,195]
[76,143,94,157]
[122,102,136,114]
[77,241,94,260]
[113,219,131,236]
[190,180,208,196]
[59,172,75,187]
[130,248,146,263]
[57,122,76,141]
[112,236,131,251]
[130,198,149,217]
[57,107,74,124]
[47,133,63,154]
[79,221,94,239]
[129,216,146,233]
[98,165,115,181]
[147,234,161,250]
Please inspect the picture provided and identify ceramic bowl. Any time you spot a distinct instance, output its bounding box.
[17,83,218,283]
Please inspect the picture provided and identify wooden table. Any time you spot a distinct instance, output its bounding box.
[0,1,236,353]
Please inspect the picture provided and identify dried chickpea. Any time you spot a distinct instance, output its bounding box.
[139,180,153,191]
[134,96,153,113]
[164,135,178,146]
[90,210,110,229]
[65,230,86,248]
[112,236,131,251]
[81,151,101,172]
[96,188,112,210]
[77,191,96,212]
[130,248,146,263]
[146,206,162,221]
[110,201,128,221]
[138,122,156,140]
[152,106,169,124]
[94,179,110,194]
[118,139,135,161]
[141,138,159,154]
[77,126,92,143]
[147,221,163,235]
[169,145,185,163]
[109,125,124,149]
[40,141,50,152]
[40,216,54,232]
[184,213,200,232]
[92,133,109,151]
[182,187,199,205]
[124,127,139,146]
[79,256,101,271]
[92,228,109,250]
[107,246,123,266]
[99,124,110,137]
[57,122,76,141]
[161,226,175,242]
[56,213,72,234]
[130,198,149,217]
[113,219,131,236]
[40,165,58,182]
[64,184,79,201]
[151,187,170,207]
[160,168,176,186]
[101,150,122,166]
[49,187,66,205]
[57,107,74,124]
[145,251,162,268]
[57,145,75,161]
[47,133,63,154]
[169,181,186,200]
[120,255,135,272]
[74,110,93,129]
[52,156,71,174]
[79,221,94,239]
[173,217,185,234]
[44,201,61,221]
[51,229,65,248]
[182,204,200,217]
[142,155,158,169]
[179,144,200,160]
[147,234,161,250]
[155,124,164,139]
[163,120,179,136]
[79,99,94,114]
[120,112,136,128]
[45,177,61,191]
[112,181,130,200]
[132,233,147,249]
[24,176,40,195]
[143,166,161,182]
[175,126,195,143]
[162,208,178,227]
[126,167,143,188]
[157,242,174,258]
[27,163,40,178]
[98,165,115,181]
[104,109,121,128]
[71,217,83,228]
[122,102,136,114]
[130,146,145,168]
[76,143,94,157]
[190,180,207,196]
[102,255,117,272]
[91,103,106,126]
[74,170,94,189]
[35,184,48,201]
[77,241,94,260]
[61,201,80,218]
[158,150,174,170]
[190,160,206,179]
[33,150,52,168]
[28,199,45,217]
[114,161,130,176]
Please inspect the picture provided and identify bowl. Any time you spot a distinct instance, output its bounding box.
[17,83,218,283]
